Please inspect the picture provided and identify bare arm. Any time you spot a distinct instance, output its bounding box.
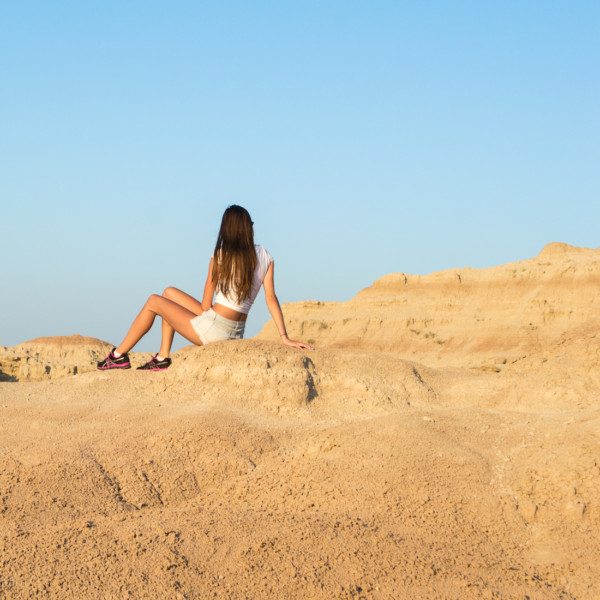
[200,257,217,312]
[263,261,314,350]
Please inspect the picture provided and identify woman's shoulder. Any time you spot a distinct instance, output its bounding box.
[254,244,273,265]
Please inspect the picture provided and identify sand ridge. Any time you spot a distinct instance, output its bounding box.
[1,243,599,598]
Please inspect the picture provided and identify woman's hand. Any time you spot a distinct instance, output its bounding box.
[281,334,314,350]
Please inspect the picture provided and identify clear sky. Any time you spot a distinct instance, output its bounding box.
[2,1,598,351]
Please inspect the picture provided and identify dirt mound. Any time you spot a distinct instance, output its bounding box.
[19,334,108,347]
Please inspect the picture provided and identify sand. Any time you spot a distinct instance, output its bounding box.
[0,242,598,599]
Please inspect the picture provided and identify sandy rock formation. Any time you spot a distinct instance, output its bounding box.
[258,242,600,370]
[1,243,599,598]
[1,335,598,598]
[164,341,437,417]
[0,335,112,381]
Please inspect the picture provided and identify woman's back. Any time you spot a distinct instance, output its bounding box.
[214,244,273,315]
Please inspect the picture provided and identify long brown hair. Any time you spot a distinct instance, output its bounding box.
[212,205,257,302]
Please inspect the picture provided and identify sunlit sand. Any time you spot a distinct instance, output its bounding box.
[1,243,598,598]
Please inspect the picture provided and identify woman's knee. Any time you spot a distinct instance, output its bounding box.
[163,286,177,298]
[146,293,163,309]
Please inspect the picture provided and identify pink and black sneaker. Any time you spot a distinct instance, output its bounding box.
[136,355,172,371]
[97,348,131,370]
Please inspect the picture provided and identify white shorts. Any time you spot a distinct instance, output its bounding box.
[190,309,246,344]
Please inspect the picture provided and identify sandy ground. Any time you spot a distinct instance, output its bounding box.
[1,243,599,599]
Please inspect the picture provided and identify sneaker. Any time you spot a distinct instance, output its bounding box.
[97,348,131,370]
[136,355,172,371]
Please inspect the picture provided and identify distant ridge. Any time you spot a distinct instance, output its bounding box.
[257,243,600,369]
[3,243,599,380]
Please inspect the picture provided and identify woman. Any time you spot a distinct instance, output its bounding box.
[98,205,313,371]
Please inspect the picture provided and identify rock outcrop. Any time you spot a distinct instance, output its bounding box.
[0,335,112,381]
[258,242,600,370]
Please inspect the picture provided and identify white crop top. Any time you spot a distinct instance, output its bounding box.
[214,245,273,314]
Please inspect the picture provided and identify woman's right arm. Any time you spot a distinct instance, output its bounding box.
[263,261,314,350]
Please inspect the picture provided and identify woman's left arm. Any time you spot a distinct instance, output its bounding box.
[263,262,314,350]
[200,257,217,312]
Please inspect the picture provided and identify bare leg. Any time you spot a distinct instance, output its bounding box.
[115,293,203,355]
[158,287,205,357]
[160,317,176,359]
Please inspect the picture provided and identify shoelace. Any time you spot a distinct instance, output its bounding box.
[105,352,123,366]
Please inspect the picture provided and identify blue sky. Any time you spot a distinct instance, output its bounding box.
[1,1,598,351]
